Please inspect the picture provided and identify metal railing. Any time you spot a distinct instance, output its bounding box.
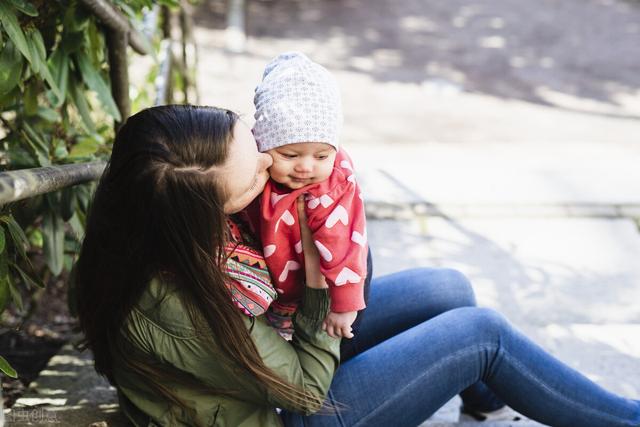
[0,0,197,207]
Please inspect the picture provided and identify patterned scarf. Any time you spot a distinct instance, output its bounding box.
[224,217,278,317]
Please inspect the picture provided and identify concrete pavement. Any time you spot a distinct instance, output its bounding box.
[7,0,639,425]
[193,0,640,425]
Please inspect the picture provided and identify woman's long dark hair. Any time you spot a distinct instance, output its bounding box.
[75,105,323,418]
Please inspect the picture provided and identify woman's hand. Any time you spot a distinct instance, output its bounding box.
[297,196,328,289]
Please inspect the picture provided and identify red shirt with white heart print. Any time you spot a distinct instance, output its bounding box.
[259,149,368,313]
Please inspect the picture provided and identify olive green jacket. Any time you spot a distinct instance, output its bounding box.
[113,277,340,426]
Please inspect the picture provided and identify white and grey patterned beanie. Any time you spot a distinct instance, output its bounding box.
[253,52,343,152]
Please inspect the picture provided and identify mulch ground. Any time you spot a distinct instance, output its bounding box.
[0,273,76,408]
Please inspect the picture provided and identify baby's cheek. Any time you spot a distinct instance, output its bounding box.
[317,164,334,181]
[269,162,287,179]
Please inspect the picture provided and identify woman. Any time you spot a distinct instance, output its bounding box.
[75,105,639,427]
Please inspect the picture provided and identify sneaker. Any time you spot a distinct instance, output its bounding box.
[460,404,523,422]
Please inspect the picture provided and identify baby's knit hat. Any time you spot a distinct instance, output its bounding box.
[253,52,343,152]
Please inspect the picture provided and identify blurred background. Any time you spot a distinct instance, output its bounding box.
[0,0,639,425]
[194,1,640,424]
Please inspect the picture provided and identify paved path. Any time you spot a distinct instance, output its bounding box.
[193,0,640,425]
[194,0,640,144]
[9,1,640,425]
[5,344,124,426]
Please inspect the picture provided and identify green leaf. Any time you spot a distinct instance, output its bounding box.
[86,20,104,64]
[8,277,24,310]
[158,0,179,7]
[0,40,24,96]
[30,27,47,60]
[75,51,121,121]
[0,85,19,108]
[36,106,61,122]
[115,2,137,20]
[42,197,65,275]
[12,261,45,289]
[0,253,10,312]
[0,2,32,64]
[0,251,7,278]
[53,137,68,160]
[68,135,99,158]
[23,80,38,115]
[28,228,43,248]
[63,235,80,253]
[63,5,90,33]
[0,355,18,379]
[6,139,36,168]
[48,48,68,106]
[60,187,76,221]
[60,31,84,54]
[0,277,10,313]
[75,183,93,213]
[67,76,96,133]
[22,120,50,166]
[0,249,7,278]
[0,228,5,254]
[24,46,39,80]
[9,0,38,17]
[23,120,48,152]
[68,212,84,241]
[63,252,74,273]
[26,29,62,99]
[21,135,49,167]
[3,215,29,260]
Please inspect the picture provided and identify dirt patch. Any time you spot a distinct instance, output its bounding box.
[0,274,76,408]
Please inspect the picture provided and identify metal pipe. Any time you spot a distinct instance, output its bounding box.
[78,0,150,55]
[0,162,106,206]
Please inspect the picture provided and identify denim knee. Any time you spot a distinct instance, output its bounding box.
[433,268,477,307]
[467,307,510,341]
[445,268,475,303]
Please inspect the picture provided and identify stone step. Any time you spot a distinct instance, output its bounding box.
[3,344,546,426]
[4,343,126,427]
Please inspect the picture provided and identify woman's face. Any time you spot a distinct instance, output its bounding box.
[222,122,273,214]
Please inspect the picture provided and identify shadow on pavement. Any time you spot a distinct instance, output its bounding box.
[195,0,640,120]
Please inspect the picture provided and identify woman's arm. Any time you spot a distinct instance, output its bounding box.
[253,196,338,412]
[123,285,340,415]
[123,199,340,414]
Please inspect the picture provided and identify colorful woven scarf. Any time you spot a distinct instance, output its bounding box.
[224,242,278,317]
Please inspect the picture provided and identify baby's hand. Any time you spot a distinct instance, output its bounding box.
[323,311,358,339]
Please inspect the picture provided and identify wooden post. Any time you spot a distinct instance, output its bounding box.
[179,1,199,104]
[106,29,130,130]
[79,0,150,55]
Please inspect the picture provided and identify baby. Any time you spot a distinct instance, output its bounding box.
[253,52,368,340]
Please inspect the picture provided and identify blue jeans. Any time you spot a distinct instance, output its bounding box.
[281,268,640,427]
